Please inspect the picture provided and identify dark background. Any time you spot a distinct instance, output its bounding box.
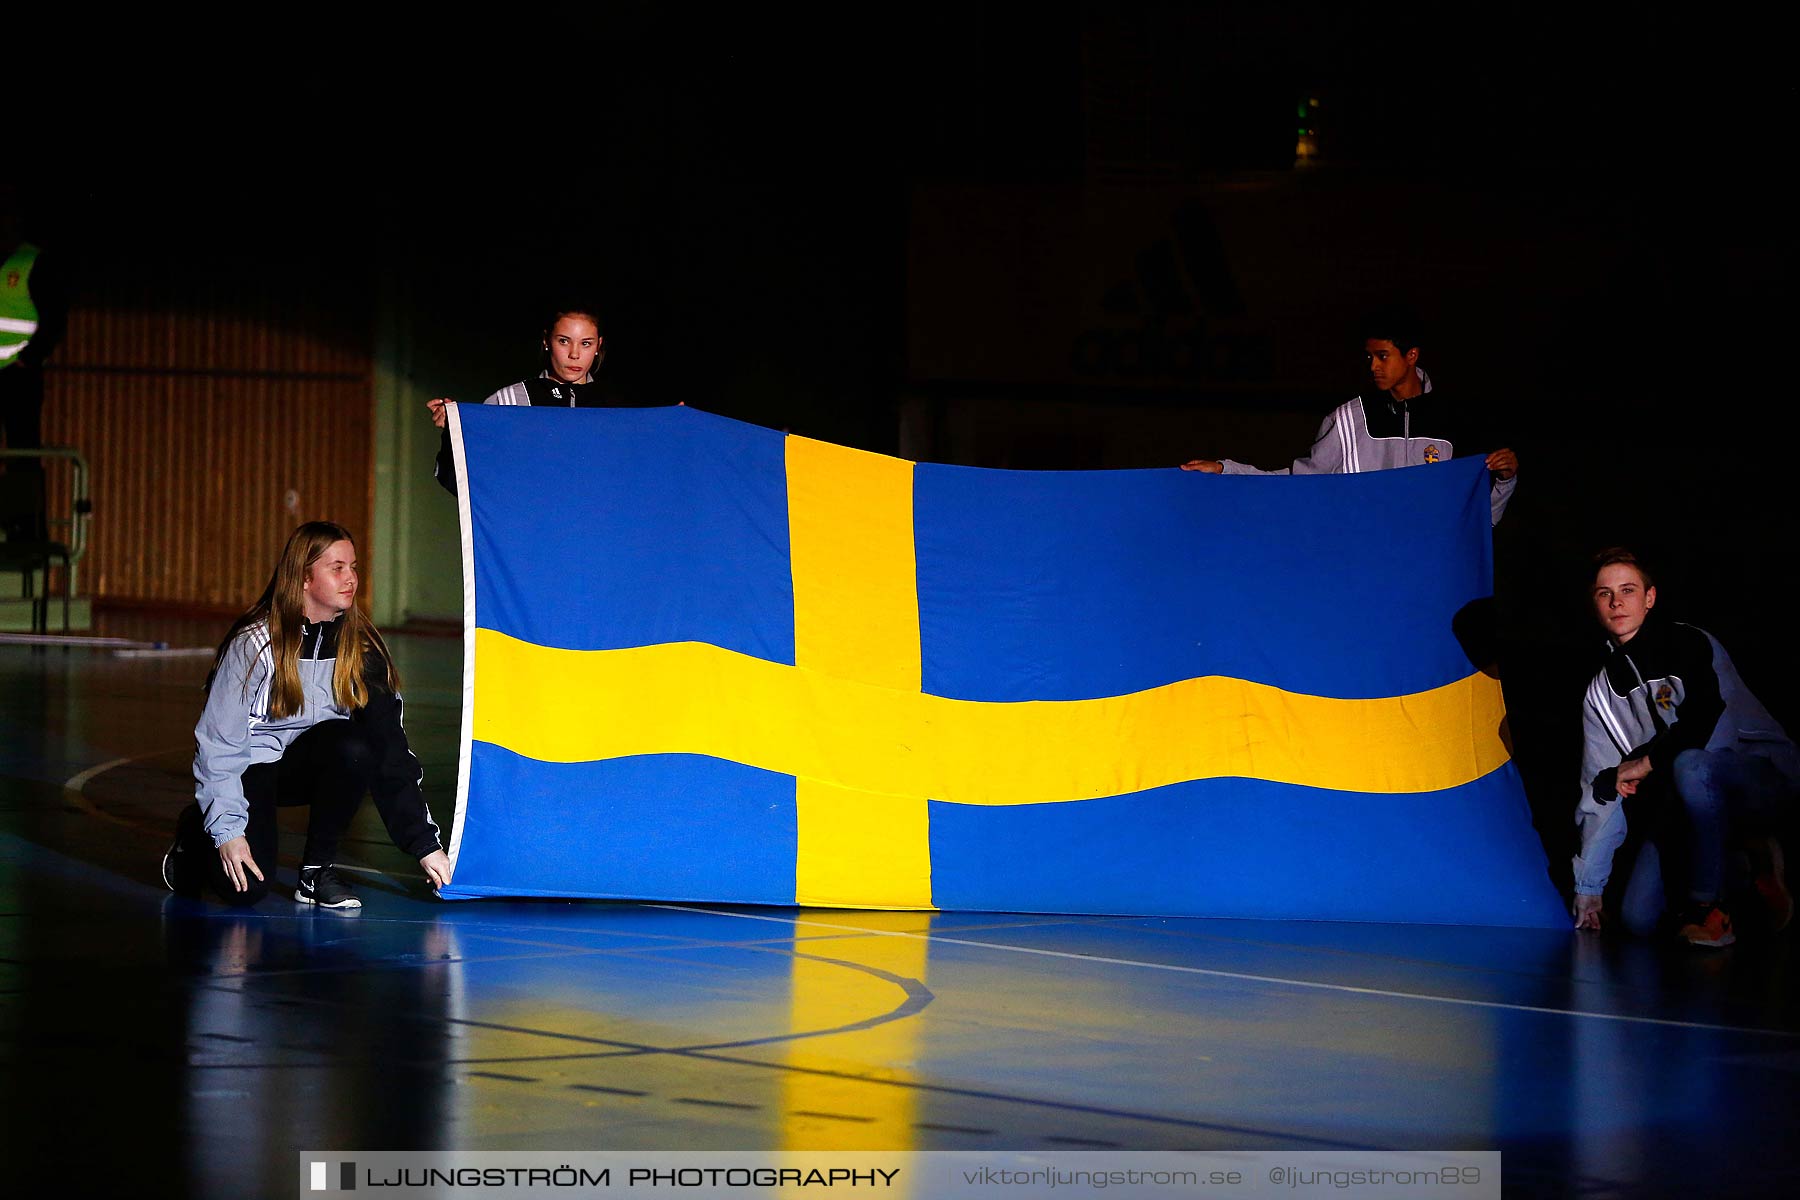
[12,8,1794,880]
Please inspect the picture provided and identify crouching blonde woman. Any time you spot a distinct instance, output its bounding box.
[162,522,452,907]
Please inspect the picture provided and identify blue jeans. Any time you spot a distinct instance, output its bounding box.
[1618,746,1797,935]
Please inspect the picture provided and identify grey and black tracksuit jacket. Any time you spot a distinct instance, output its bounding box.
[1219,369,1516,526]
[434,371,622,494]
[1571,618,1794,894]
[193,616,442,858]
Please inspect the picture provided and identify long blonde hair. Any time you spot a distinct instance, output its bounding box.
[208,522,400,718]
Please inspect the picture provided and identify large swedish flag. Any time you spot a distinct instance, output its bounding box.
[439,404,1564,926]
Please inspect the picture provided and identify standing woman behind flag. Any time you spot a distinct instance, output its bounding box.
[426,302,617,493]
[163,522,452,908]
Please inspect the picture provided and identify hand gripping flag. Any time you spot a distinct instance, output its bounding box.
[439,404,1564,926]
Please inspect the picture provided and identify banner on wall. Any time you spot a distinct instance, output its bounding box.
[439,403,1563,927]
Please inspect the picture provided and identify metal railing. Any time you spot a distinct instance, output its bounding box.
[0,445,93,602]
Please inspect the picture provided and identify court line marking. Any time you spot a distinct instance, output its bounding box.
[62,754,169,830]
[185,981,1370,1149]
[648,904,1799,1039]
[60,757,1794,1041]
[63,751,426,879]
[64,754,157,798]
[332,863,427,881]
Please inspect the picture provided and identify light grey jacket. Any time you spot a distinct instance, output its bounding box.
[192,619,351,846]
[1219,370,1516,526]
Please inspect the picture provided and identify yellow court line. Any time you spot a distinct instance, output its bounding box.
[471,631,1511,802]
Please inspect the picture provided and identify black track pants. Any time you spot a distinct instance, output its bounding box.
[178,719,376,906]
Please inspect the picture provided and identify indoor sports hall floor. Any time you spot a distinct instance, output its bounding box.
[3,624,1797,1198]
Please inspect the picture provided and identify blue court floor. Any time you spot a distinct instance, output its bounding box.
[3,624,1798,1198]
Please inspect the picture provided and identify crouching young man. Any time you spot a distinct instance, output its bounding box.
[1572,549,1797,946]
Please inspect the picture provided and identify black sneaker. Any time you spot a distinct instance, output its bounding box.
[162,804,202,895]
[295,865,362,909]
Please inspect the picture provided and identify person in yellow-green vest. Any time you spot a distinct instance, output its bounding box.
[1,184,67,542]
